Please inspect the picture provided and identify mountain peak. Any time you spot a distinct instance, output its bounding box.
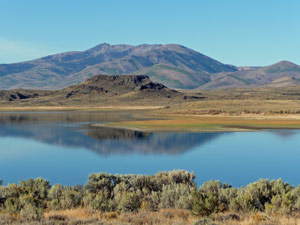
[270,60,299,68]
[86,43,112,52]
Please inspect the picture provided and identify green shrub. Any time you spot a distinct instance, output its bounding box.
[119,192,141,212]
[229,188,256,212]
[291,185,300,210]
[1,171,300,218]
[141,191,161,211]
[192,190,218,216]
[160,183,195,209]
[3,184,22,213]
[20,204,43,221]
[1,178,49,219]
[192,180,232,215]
[218,187,237,211]
[155,170,196,188]
[85,173,119,194]
[60,186,83,209]
[130,175,159,193]
[48,184,64,210]
[83,190,116,212]
[19,178,50,201]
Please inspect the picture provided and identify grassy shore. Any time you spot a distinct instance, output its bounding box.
[1,95,300,132]
[94,113,300,132]
[1,104,300,132]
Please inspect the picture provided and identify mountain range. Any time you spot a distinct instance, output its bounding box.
[1,43,300,90]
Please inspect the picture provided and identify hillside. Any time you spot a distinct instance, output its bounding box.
[0,43,236,90]
[2,43,300,90]
[0,75,202,106]
[201,61,300,89]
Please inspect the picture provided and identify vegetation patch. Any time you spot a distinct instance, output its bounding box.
[100,115,300,132]
[1,171,300,224]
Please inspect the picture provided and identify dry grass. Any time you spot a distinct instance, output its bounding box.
[44,208,97,220]
[43,209,300,225]
[217,212,300,225]
[160,99,300,115]
[100,114,300,132]
[2,209,300,224]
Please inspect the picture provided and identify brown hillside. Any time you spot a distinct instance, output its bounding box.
[0,75,203,106]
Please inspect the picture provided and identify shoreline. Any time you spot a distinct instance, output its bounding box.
[1,106,300,132]
[92,114,300,132]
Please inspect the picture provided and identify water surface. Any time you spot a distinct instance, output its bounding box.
[0,112,299,187]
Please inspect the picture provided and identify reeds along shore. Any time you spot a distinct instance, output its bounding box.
[0,170,300,224]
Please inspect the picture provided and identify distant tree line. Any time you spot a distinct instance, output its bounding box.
[0,170,300,220]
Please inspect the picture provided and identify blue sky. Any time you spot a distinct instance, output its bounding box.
[1,0,299,66]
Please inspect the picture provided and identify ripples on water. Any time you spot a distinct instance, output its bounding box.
[0,112,299,187]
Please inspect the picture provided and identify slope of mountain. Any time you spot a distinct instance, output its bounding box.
[201,61,300,89]
[0,43,236,90]
[0,74,202,106]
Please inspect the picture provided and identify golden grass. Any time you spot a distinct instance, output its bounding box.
[2,97,300,132]
[44,208,96,220]
[160,99,300,115]
[99,114,300,132]
[43,209,300,225]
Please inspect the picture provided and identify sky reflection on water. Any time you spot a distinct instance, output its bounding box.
[0,112,299,187]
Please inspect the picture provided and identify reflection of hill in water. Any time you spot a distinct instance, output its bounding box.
[269,130,299,139]
[0,111,133,125]
[86,127,223,155]
[0,120,223,155]
[86,127,151,140]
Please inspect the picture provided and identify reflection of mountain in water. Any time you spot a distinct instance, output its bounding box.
[0,119,224,155]
[269,130,299,139]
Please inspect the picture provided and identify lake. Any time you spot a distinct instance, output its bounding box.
[0,111,299,187]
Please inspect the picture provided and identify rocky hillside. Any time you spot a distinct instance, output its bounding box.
[0,43,236,90]
[61,74,185,100]
[0,75,202,106]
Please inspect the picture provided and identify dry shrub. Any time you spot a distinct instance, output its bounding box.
[119,211,160,225]
[48,214,67,221]
[213,212,240,222]
[117,209,193,225]
[250,213,267,222]
[44,209,95,220]
[160,209,192,222]
[102,211,118,220]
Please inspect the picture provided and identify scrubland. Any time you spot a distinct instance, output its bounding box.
[1,171,300,224]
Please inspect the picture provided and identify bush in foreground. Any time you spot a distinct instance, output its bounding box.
[1,170,300,222]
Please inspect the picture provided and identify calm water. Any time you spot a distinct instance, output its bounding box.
[0,112,299,187]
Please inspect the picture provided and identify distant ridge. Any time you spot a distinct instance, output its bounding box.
[201,60,300,89]
[1,43,300,90]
